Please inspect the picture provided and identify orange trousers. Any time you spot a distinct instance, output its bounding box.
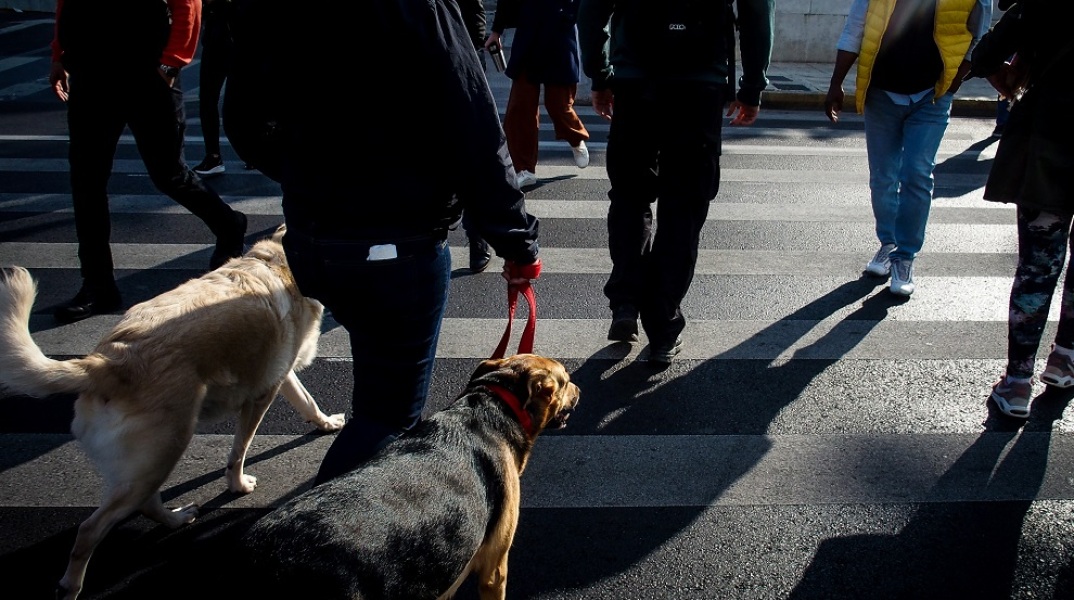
[503,71,589,173]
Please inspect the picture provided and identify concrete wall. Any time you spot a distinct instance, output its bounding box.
[775,0,852,62]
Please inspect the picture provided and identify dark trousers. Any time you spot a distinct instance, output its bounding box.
[66,69,235,284]
[603,79,724,345]
[198,14,234,157]
[282,229,452,484]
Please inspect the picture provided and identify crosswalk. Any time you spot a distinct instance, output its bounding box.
[4,12,1074,600]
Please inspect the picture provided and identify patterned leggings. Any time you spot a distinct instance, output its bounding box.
[1007,207,1074,378]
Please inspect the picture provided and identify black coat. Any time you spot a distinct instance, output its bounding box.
[491,0,582,85]
[971,0,1074,211]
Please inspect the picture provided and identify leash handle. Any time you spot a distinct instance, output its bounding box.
[492,282,537,358]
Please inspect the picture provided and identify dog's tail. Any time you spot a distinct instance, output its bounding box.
[0,267,92,396]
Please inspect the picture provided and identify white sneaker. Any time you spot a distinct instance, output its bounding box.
[889,258,915,296]
[516,170,538,188]
[571,141,590,169]
[865,243,896,276]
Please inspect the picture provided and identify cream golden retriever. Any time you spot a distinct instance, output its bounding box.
[0,224,343,600]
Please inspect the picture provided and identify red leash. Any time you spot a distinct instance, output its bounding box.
[491,259,541,359]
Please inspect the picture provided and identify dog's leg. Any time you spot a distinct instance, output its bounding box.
[139,492,198,528]
[279,369,345,432]
[225,389,278,493]
[58,479,178,600]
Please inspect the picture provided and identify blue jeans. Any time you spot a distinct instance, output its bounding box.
[863,88,953,262]
[282,229,451,484]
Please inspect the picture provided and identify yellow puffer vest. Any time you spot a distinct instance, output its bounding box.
[854,0,976,113]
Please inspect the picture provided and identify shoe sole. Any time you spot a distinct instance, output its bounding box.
[990,391,1030,418]
[1041,372,1074,388]
[194,167,225,177]
[888,284,914,297]
[608,320,639,343]
[864,264,890,277]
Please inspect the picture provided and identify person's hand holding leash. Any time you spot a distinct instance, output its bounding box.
[503,258,541,286]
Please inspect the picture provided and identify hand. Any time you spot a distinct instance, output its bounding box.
[503,258,541,286]
[157,66,177,87]
[726,100,759,126]
[49,61,69,102]
[484,31,502,51]
[824,85,844,123]
[591,89,613,121]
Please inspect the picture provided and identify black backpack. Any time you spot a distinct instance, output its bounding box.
[221,0,285,182]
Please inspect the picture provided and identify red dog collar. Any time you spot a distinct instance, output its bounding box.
[486,383,534,435]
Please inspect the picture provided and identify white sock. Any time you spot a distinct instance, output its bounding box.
[1006,375,1031,384]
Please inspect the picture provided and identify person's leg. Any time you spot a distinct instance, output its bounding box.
[863,88,906,252]
[65,74,126,289]
[282,233,452,484]
[891,92,952,262]
[603,80,658,321]
[128,70,246,269]
[543,82,589,147]
[1006,208,1070,379]
[639,81,723,351]
[502,72,541,174]
[198,39,228,159]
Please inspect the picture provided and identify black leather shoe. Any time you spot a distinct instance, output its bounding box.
[607,304,639,342]
[54,282,122,324]
[468,235,492,273]
[210,210,248,270]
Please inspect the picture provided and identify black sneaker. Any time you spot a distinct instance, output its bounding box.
[210,210,248,270]
[649,336,683,365]
[468,235,492,273]
[193,154,225,177]
[607,304,639,342]
[54,281,122,324]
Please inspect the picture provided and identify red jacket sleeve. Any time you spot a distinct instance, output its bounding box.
[162,0,202,67]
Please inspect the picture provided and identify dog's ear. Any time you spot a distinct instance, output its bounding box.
[272,223,288,244]
[525,369,557,405]
[471,358,505,381]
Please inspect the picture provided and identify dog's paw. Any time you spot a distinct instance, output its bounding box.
[165,503,198,528]
[313,412,346,432]
[227,472,258,494]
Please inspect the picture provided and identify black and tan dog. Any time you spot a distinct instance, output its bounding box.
[0,224,344,600]
[240,353,581,600]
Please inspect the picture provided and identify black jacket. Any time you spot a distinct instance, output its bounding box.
[227,0,538,263]
[971,0,1074,209]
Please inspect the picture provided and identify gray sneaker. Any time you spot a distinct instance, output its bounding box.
[1041,346,1074,388]
[865,243,896,276]
[990,376,1032,418]
[889,258,915,296]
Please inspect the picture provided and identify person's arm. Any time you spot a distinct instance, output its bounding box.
[424,0,539,265]
[825,49,858,122]
[49,0,68,102]
[733,0,774,108]
[456,0,487,50]
[577,0,614,91]
[825,0,867,123]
